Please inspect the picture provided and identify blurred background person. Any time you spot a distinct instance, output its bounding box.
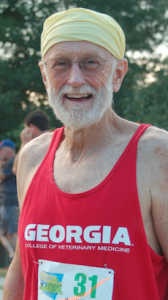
[0,140,18,264]
[12,110,50,174]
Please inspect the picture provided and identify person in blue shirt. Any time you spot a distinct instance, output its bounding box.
[0,140,19,263]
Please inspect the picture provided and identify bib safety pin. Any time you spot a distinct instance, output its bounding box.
[33,261,42,265]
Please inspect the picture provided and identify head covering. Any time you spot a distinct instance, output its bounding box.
[41,8,125,60]
[0,139,15,149]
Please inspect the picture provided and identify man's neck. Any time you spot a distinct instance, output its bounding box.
[61,109,120,162]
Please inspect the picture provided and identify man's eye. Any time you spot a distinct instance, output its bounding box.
[46,59,70,70]
[57,61,68,66]
[54,60,70,68]
[85,59,98,64]
[82,58,99,69]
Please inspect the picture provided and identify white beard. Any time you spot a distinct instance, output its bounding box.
[46,70,114,130]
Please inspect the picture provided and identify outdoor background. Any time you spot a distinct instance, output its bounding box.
[0,0,168,148]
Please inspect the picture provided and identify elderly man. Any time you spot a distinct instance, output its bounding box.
[3,8,168,300]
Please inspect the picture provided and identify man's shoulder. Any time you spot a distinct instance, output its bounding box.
[20,131,54,161]
[139,125,168,149]
[18,131,54,184]
[17,131,55,208]
[138,125,168,166]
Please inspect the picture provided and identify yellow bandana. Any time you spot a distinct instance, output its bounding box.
[41,8,125,60]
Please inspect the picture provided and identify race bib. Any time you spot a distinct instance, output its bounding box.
[38,259,114,300]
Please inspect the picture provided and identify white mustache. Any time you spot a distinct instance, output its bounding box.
[58,85,98,99]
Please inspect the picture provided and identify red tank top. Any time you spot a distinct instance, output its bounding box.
[18,124,168,300]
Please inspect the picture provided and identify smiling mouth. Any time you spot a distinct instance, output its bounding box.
[65,94,92,101]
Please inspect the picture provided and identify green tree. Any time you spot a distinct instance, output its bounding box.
[137,57,168,130]
[0,0,62,144]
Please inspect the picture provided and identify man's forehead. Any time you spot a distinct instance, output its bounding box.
[44,41,111,61]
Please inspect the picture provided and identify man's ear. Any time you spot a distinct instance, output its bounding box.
[113,59,128,93]
[39,62,48,91]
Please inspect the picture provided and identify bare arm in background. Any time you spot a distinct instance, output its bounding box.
[12,127,34,174]
[0,161,6,181]
[3,240,24,300]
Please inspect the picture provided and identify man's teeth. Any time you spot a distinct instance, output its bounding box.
[66,94,89,98]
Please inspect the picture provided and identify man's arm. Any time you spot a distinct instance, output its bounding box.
[151,155,168,261]
[12,127,34,174]
[3,240,24,300]
[138,126,168,261]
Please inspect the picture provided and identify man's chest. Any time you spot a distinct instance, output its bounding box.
[53,143,161,255]
[53,144,126,194]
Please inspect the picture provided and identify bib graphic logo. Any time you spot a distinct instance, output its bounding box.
[39,271,64,299]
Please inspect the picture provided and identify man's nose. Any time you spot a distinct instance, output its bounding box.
[67,63,86,87]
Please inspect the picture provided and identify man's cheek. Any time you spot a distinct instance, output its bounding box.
[92,71,109,89]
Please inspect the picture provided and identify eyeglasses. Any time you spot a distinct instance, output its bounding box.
[43,56,115,75]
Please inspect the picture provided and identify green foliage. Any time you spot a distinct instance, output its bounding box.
[138,58,168,129]
[0,0,63,143]
[0,0,168,143]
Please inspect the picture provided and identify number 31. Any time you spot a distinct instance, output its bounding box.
[74,273,98,298]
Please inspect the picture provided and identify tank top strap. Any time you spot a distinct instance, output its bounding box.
[111,123,151,177]
[48,124,150,166]
[48,127,65,156]
[122,123,151,160]
[29,127,65,185]
[131,123,151,144]
[38,126,65,171]
[43,124,151,182]
[33,124,151,190]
